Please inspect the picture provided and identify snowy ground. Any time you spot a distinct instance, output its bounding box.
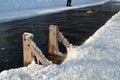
[0,8,120,80]
[0,0,120,80]
[0,0,110,23]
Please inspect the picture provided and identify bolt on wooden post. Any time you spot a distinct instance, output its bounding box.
[48,25,59,56]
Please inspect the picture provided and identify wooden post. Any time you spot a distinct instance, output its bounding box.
[23,33,33,66]
[26,39,52,66]
[58,31,72,52]
[23,33,52,67]
[48,25,59,56]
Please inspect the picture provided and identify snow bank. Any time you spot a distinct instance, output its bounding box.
[0,0,111,12]
[0,5,120,80]
[0,0,110,23]
[0,0,120,80]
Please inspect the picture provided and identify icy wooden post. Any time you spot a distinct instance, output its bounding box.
[23,33,52,67]
[23,33,33,66]
[49,25,59,56]
[58,31,72,52]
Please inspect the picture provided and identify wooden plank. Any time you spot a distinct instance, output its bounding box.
[23,32,51,67]
[27,39,52,66]
[23,33,33,66]
[48,25,59,56]
[58,31,72,52]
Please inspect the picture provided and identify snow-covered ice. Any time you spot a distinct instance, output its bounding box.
[0,0,110,23]
[0,0,120,80]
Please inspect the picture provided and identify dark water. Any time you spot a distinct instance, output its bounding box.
[0,2,120,72]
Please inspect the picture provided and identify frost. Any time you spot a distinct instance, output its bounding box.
[0,0,120,80]
[0,0,110,23]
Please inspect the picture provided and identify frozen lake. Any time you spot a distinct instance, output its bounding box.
[0,2,120,72]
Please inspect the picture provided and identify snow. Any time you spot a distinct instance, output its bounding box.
[0,0,120,80]
[111,0,120,2]
[0,0,110,23]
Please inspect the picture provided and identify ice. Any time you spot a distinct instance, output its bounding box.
[0,0,110,23]
[0,0,120,80]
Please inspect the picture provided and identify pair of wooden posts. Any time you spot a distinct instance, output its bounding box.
[23,25,72,67]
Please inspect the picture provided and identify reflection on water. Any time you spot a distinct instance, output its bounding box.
[0,2,120,72]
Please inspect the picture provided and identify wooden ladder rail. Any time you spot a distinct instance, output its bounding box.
[23,33,52,67]
[48,25,72,56]
[23,25,73,66]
